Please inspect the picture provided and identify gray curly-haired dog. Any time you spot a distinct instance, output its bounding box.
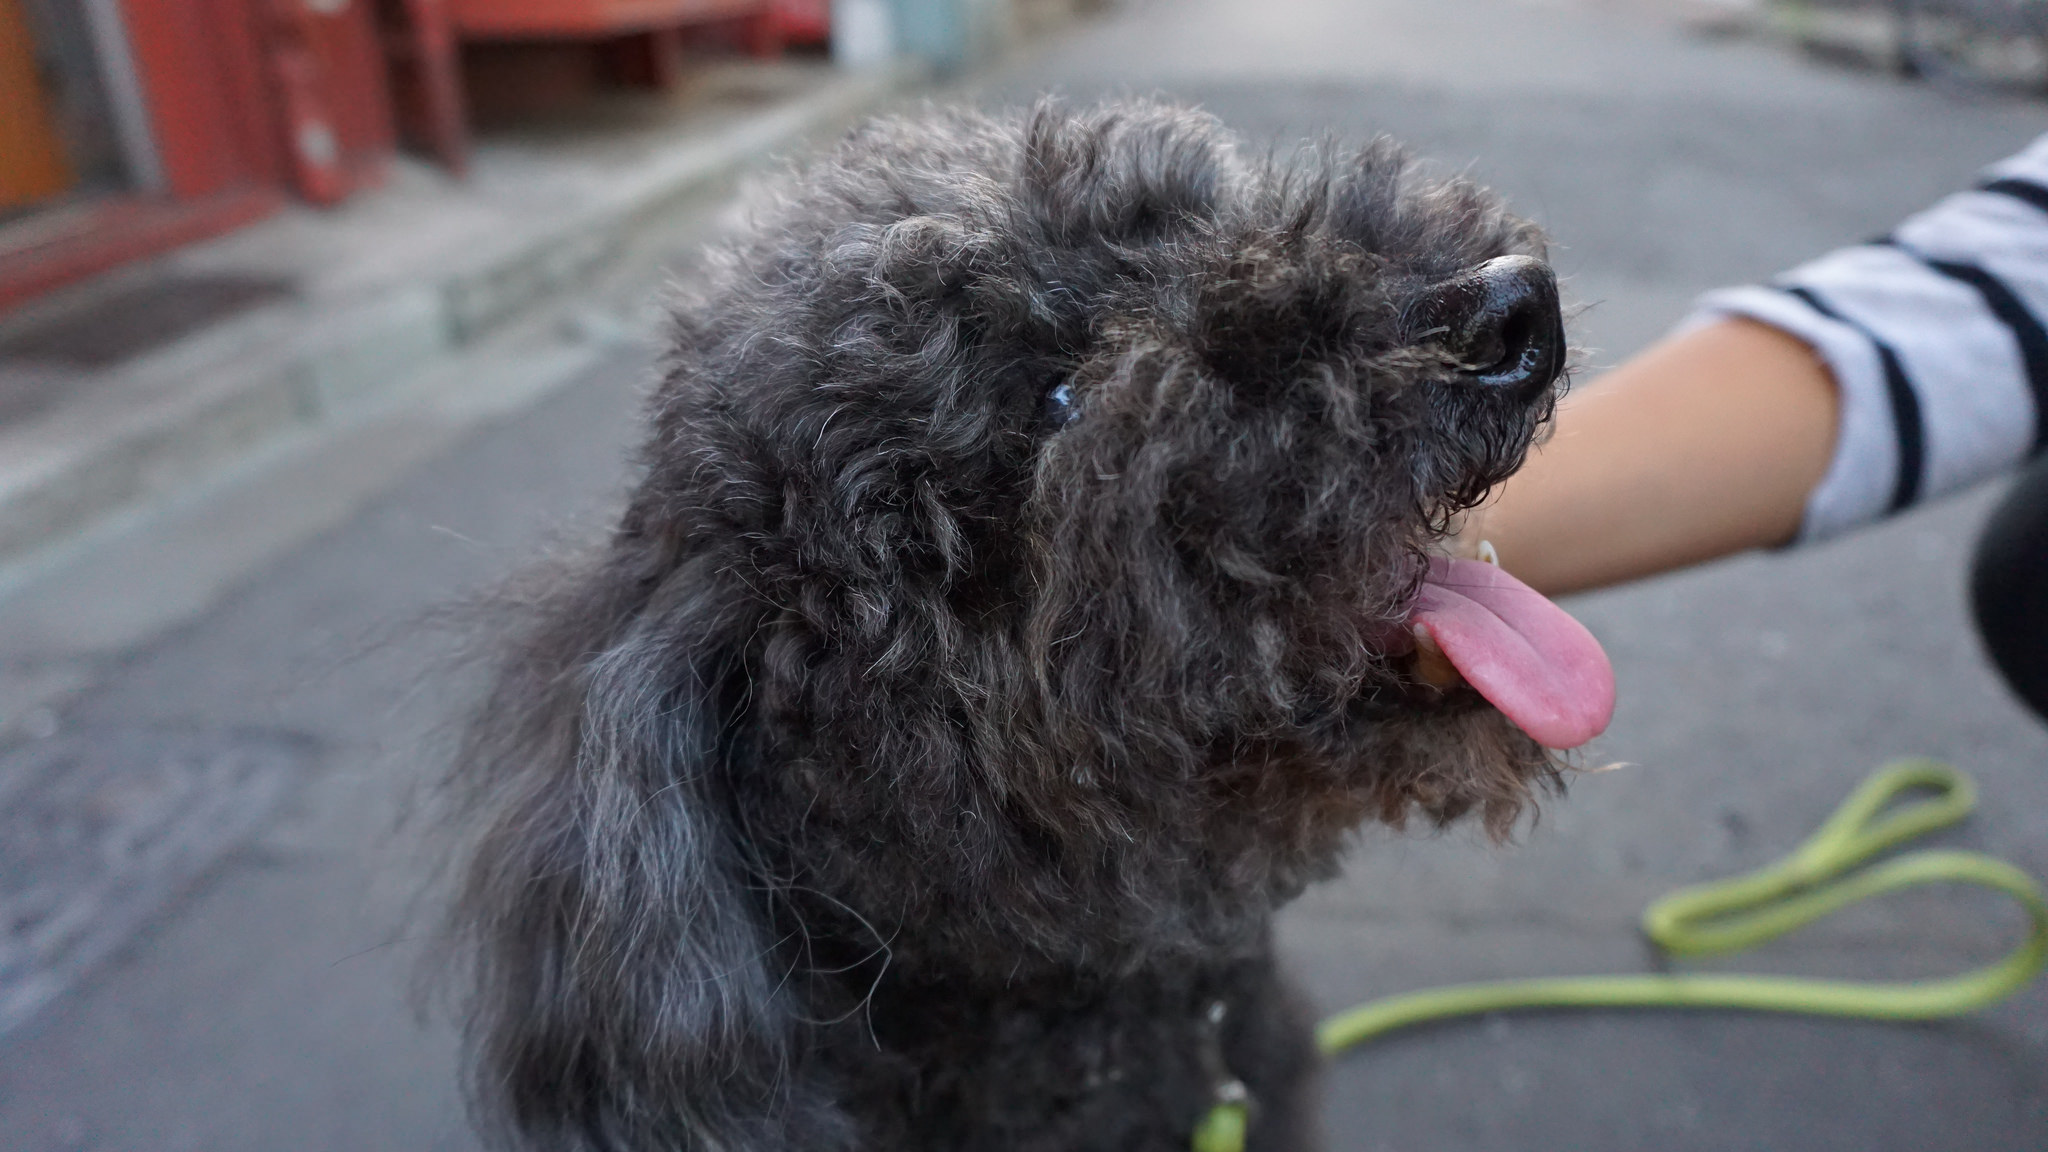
[445,100,1613,1152]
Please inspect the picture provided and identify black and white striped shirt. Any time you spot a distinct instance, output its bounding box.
[1689,134,2048,543]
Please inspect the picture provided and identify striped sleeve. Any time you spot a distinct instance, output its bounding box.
[1683,133,2048,543]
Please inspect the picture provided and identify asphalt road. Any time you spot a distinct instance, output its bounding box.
[5,1,2048,1149]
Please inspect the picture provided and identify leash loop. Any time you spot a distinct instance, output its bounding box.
[1643,758,1978,956]
[1194,761,2048,1152]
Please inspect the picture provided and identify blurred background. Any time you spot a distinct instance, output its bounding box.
[2,0,2047,1149]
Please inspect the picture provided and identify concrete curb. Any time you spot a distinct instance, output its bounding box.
[0,66,910,572]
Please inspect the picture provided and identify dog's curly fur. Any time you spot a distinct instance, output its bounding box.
[445,100,1569,1151]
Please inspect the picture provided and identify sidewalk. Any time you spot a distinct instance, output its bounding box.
[0,52,913,1047]
[0,58,906,592]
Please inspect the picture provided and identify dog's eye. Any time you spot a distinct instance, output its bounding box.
[1042,383,1078,430]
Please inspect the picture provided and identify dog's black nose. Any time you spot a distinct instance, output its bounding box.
[1415,255,1564,401]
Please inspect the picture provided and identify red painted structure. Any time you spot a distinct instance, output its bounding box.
[382,0,471,175]
[0,0,393,312]
[451,0,781,100]
[769,0,828,46]
[0,0,400,311]
[450,0,765,35]
[0,0,788,315]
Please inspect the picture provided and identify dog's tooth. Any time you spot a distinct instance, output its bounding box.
[1410,625,1464,690]
[1476,539,1500,567]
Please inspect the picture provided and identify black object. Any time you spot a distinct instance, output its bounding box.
[1972,453,2048,722]
[1415,254,1565,402]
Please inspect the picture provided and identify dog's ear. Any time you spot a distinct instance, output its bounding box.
[450,555,852,1151]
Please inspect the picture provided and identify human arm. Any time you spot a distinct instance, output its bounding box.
[1460,316,1839,598]
[1465,136,2048,597]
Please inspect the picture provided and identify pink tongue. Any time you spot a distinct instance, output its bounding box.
[1409,556,1615,749]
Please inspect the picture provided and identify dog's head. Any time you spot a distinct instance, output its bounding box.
[630,101,1607,912]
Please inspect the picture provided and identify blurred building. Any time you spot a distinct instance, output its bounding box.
[0,0,828,312]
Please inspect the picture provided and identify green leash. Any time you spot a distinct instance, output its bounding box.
[1193,760,2048,1152]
